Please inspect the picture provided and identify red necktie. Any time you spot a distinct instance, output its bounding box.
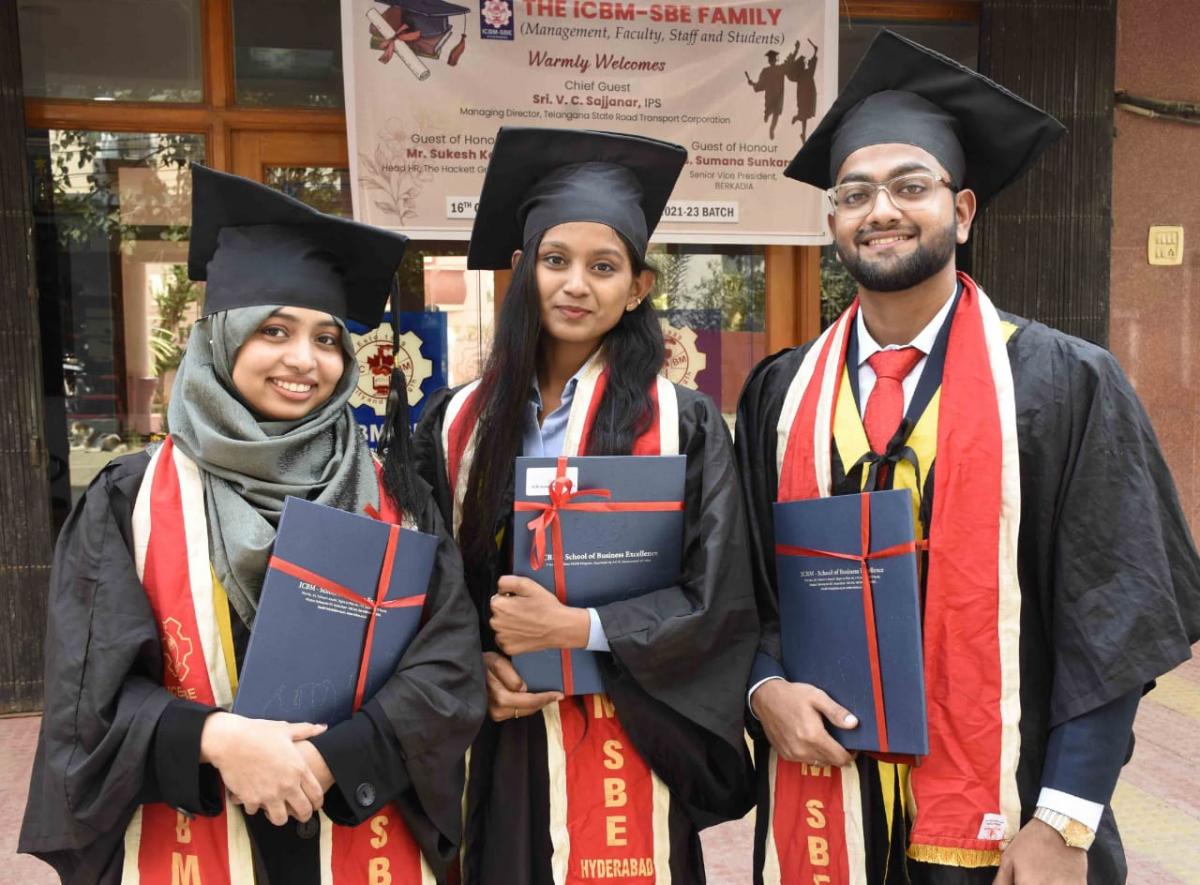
[863,347,924,454]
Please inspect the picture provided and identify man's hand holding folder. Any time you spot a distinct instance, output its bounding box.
[751,680,860,769]
[760,489,927,763]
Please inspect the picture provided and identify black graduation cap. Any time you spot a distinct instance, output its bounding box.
[785,30,1066,207]
[466,127,687,270]
[187,165,408,329]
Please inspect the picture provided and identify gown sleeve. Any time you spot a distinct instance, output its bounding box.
[150,699,223,816]
[1013,323,1200,726]
[594,388,760,826]
[18,453,183,878]
[1040,687,1141,807]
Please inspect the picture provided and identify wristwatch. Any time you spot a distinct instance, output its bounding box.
[1033,806,1095,850]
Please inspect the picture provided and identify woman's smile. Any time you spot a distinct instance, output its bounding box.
[268,376,318,399]
[554,304,592,321]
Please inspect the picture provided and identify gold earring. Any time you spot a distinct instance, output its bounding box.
[627,300,640,312]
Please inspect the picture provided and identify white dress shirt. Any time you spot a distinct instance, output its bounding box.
[854,289,955,415]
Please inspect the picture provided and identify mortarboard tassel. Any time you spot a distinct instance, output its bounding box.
[379,294,420,515]
[380,364,420,517]
[448,33,466,66]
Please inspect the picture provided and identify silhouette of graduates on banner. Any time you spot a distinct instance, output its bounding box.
[745,38,820,142]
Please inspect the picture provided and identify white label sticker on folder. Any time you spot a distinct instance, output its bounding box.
[525,466,580,497]
[977,813,1007,842]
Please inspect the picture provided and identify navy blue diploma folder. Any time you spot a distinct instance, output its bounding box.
[773,489,928,756]
[512,455,686,696]
[232,496,438,725]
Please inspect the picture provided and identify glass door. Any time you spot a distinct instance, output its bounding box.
[28,128,206,513]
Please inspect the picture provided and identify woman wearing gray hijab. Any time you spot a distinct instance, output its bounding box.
[20,166,485,885]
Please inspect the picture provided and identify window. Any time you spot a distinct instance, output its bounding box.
[650,244,767,429]
[232,0,344,107]
[18,0,203,102]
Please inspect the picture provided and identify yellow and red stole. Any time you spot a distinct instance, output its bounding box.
[763,274,1023,882]
[124,436,436,884]
[443,358,678,885]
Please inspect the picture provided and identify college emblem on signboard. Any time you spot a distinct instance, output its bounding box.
[480,0,514,39]
[161,617,194,685]
[659,320,707,390]
[351,326,433,414]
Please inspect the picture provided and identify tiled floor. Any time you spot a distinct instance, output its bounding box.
[4,658,1199,883]
[0,715,50,885]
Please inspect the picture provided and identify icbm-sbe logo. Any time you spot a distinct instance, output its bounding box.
[160,616,194,684]
[351,326,434,413]
[659,320,707,390]
[480,0,514,39]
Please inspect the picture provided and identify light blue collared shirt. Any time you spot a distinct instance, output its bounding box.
[523,361,610,652]
[522,369,580,459]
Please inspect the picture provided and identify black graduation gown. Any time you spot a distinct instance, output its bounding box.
[735,313,1200,885]
[19,450,486,885]
[413,383,759,885]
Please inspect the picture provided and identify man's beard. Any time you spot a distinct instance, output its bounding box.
[836,221,957,292]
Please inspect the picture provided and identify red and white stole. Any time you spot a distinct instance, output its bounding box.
[763,273,1023,881]
[443,356,679,884]
[124,436,435,884]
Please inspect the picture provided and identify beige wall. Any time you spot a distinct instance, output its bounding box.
[1110,0,1200,536]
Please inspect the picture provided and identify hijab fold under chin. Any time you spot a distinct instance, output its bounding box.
[167,305,378,627]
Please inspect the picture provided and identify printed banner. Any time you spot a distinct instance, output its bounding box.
[341,0,837,244]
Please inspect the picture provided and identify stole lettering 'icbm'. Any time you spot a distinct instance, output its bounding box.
[171,812,200,885]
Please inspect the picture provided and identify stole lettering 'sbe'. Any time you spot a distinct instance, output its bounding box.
[597,694,629,849]
[803,764,833,885]
[572,694,657,879]
[369,813,393,885]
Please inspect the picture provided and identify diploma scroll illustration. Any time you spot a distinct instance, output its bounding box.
[367,8,431,82]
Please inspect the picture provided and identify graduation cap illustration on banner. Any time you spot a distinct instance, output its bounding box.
[367,0,469,82]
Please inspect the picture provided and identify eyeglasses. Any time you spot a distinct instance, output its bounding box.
[827,172,957,218]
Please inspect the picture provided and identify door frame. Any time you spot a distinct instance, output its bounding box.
[230,130,349,182]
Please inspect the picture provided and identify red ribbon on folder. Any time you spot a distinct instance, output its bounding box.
[514,455,683,695]
[775,495,925,755]
[268,522,426,712]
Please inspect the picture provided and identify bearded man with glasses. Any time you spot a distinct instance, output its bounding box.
[735,30,1200,885]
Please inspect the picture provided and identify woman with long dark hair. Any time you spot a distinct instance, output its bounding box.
[20,166,485,884]
[411,128,759,884]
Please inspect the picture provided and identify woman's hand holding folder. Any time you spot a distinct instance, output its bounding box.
[483,651,564,722]
[490,575,591,655]
[200,712,329,825]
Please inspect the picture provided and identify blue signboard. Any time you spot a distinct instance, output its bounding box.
[346,311,448,449]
